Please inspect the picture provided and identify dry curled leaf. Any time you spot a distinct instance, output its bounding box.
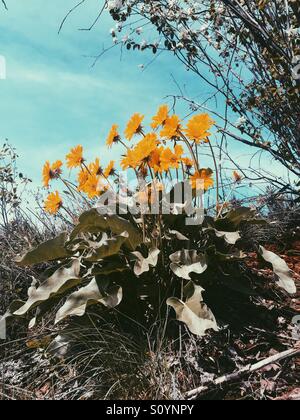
[85,232,129,262]
[14,259,81,316]
[55,278,122,324]
[15,232,71,266]
[259,246,296,294]
[131,248,160,276]
[169,249,207,280]
[167,281,218,337]
[205,228,241,245]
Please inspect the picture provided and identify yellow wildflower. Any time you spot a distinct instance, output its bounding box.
[66,145,84,169]
[185,114,214,143]
[182,157,194,171]
[77,168,89,192]
[106,124,120,147]
[160,145,184,170]
[121,149,138,170]
[84,174,102,199]
[44,191,63,215]
[89,158,103,176]
[134,133,159,164]
[121,133,158,169]
[160,115,181,138]
[124,113,144,140]
[149,146,164,173]
[104,161,116,178]
[42,160,63,188]
[151,105,169,129]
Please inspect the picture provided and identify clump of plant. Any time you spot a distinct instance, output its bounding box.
[0,143,37,317]
[0,143,32,226]
[2,106,297,347]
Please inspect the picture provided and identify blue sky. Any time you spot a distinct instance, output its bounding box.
[0,0,290,198]
[0,0,200,184]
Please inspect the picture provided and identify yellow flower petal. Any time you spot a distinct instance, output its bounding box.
[185,114,214,143]
[66,145,84,169]
[151,105,169,129]
[44,191,63,214]
[124,113,144,140]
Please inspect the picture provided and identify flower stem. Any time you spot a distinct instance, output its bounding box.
[207,137,219,215]
[179,131,200,172]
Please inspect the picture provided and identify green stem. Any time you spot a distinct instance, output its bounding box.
[62,205,75,221]
[179,131,200,172]
[207,137,219,215]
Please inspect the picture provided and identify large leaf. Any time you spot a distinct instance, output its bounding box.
[169,250,207,280]
[223,207,256,226]
[16,232,71,267]
[84,232,129,262]
[207,245,246,262]
[205,228,241,245]
[14,259,81,316]
[259,246,296,294]
[131,248,160,276]
[70,209,142,251]
[103,215,143,251]
[55,278,122,324]
[28,296,63,329]
[166,230,189,241]
[210,207,266,232]
[167,281,218,337]
[91,258,129,276]
[70,210,108,239]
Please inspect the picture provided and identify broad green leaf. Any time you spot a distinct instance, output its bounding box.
[207,246,246,262]
[211,207,266,232]
[216,250,246,261]
[259,246,296,294]
[91,259,130,276]
[169,250,207,280]
[84,232,129,262]
[167,281,218,337]
[15,232,71,266]
[101,215,143,251]
[14,259,81,316]
[223,207,255,226]
[70,209,108,239]
[70,209,142,251]
[131,248,160,276]
[65,237,91,253]
[55,278,122,324]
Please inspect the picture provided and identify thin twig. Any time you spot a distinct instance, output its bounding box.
[58,0,86,34]
[186,346,300,400]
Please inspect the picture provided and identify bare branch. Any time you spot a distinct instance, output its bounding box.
[186,346,300,400]
[58,0,86,34]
